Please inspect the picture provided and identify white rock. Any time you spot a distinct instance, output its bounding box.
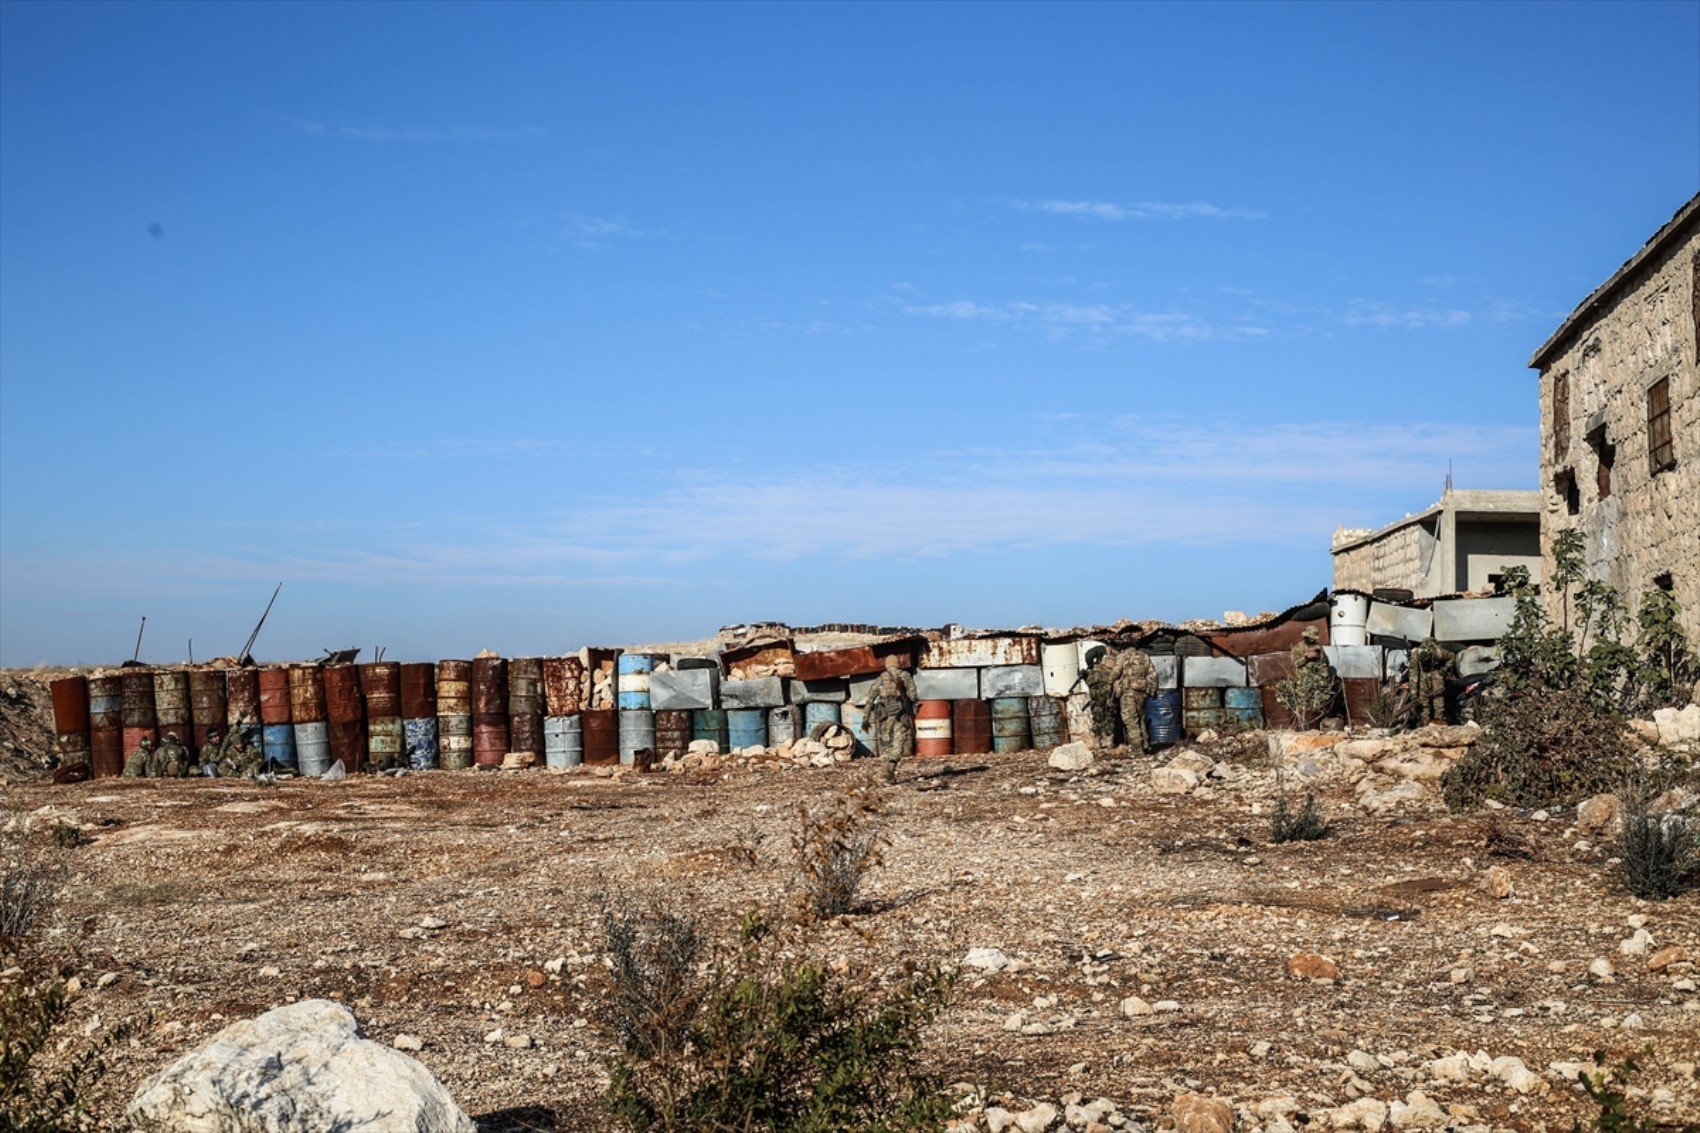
[1013,1102,1059,1132]
[1329,1097,1388,1129]
[687,739,720,754]
[1426,1053,1472,1082]
[1120,996,1154,1017]
[1048,743,1094,772]
[961,947,1011,972]
[1620,928,1654,956]
[1387,1090,1446,1129]
[1489,1055,1543,1094]
[1166,749,1214,775]
[127,999,474,1133]
[1152,767,1200,795]
[1153,999,1182,1012]
[391,1034,423,1052]
[1589,957,1615,981]
[1346,1050,1380,1075]
[985,1107,1016,1133]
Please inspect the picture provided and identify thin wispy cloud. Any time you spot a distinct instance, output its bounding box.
[344,439,559,460]
[278,116,546,143]
[563,212,656,248]
[1339,301,1472,330]
[1015,198,1268,222]
[901,299,1268,342]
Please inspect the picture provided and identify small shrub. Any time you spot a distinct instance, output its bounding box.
[1574,1049,1677,1132]
[1617,794,1697,901]
[604,910,953,1133]
[1275,665,1337,731]
[0,839,65,952]
[1,971,141,1131]
[1441,687,1636,811]
[599,895,706,1060]
[794,790,886,920]
[1271,790,1331,843]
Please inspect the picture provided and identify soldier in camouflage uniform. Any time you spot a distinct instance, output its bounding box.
[1085,648,1121,747]
[156,732,192,778]
[198,729,226,776]
[862,656,918,784]
[1409,636,1456,725]
[221,732,264,778]
[1283,626,1340,728]
[122,735,156,778]
[1112,649,1158,752]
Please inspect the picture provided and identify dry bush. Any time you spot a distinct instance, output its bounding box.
[1441,687,1637,811]
[598,895,707,1061]
[793,790,886,920]
[0,831,66,953]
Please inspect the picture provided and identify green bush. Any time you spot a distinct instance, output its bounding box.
[603,911,953,1133]
[1441,687,1637,811]
[1271,790,1331,843]
[1617,795,1697,901]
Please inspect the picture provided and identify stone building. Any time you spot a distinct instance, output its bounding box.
[1331,489,1542,597]
[1530,193,1699,640]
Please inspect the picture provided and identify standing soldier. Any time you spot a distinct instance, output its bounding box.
[1085,648,1121,748]
[862,656,918,784]
[1409,636,1456,725]
[156,732,192,778]
[1112,648,1159,752]
[122,736,156,778]
[1291,626,1327,674]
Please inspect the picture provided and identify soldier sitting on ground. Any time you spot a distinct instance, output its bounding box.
[198,729,226,775]
[220,731,265,779]
[156,732,192,778]
[122,736,156,778]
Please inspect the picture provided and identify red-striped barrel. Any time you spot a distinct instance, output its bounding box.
[224,668,260,727]
[582,709,619,765]
[542,656,584,716]
[471,657,506,716]
[399,663,436,719]
[916,700,953,757]
[952,699,992,756]
[359,662,401,718]
[436,660,472,714]
[89,674,124,777]
[153,670,191,733]
[120,670,156,728]
[257,669,292,725]
[188,670,228,749]
[288,666,327,723]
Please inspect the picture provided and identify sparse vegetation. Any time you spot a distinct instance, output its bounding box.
[603,909,953,1133]
[793,790,886,920]
[1573,1050,1685,1132]
[1271,786,1331,843]
[0,831,64,952]
[1616,791,1697,901]
[1441,686,1636,811]
[1,974,141,1133]
[1275,664,1338,732]
[599,894,708,1061]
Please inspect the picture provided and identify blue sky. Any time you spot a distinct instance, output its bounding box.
[2,0,1696,666]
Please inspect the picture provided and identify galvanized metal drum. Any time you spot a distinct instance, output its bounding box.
[261,722,297,771]
[542,657,584,716]
[691,709,730,752]
[1026,695,1066,752]
[188,670,228,750]
[121,670,157,728]
[989,697,1030,754]
[543,715,582,768]
[766,705,800,747]
[915,699,953,757]
[952,699,992,755]
[616,652,654,710]
[256,669,291,725]
[294,720,331,777]
[582,709,619,765]
[368,717,404,771]
[1224,686,1263,728]
[89,674,124,777]
[727,708,767,751]
[439,714,473,770]
[436,660,472,714]
[1144,691,1183,747]
[840,702,874,754]
[404,716,440,770]
[508,658,542,717]
[802,701,841,734]
[655,710,692,760]
[619,708,656,765]
[153,670,191,737]
[1182,686,1223,731]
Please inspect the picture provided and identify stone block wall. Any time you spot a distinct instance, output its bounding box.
[1536,227,1699,641]
[1331,518,1437,595]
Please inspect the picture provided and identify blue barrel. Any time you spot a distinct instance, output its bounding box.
[990,697,1030,753]
[841,703,874,754]
[617,653,654,710]
[692,709,729,751]
[802,701,842,735]
[1224,687,1263,728]
[261,722,297,771]
[1144,691,1182,747]
[728,708,768,751]
[619,709,655,765]
[404,717,439,770]
[544,715,582,768]
[1027,695,1066,751]
[767,706,800,746]
[293,721,330,777]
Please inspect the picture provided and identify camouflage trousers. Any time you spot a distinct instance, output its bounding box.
[1118,693,1150,752]
[871,713,914,769]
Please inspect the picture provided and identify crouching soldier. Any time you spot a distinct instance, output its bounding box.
[122,735,156,778]
[220,731,265,779]
[156,732,193,778]
[198,729,226,776]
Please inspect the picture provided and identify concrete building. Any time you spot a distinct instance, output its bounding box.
[1530,194,1699,640]
[1331,489,1542,598]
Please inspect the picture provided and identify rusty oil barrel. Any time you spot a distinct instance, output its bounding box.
[436,659,472,714]
[471,656,506,716]
[153,670,191,741]
[399,663,436,719]
[952,699,992,756]
[472,714,509,767]
[359,663,403,770]
[510,713,543,756]
[224,667,259,726]
[541,656,583,716]
[439,713,472,770]
[51,676,92,765]
[1027,695,1066,752]
[257,669,292,726]
[508,658,541,716]
[915,699,953,757]
[581,709,618,765]
[89,675,124,777]
[120,670,157,728]
[188,669,228,749]
[287,665,327,723]
[654,709,692,760]
[321,665,364,772]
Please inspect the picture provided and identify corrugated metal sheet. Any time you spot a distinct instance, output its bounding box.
[1433,597,1517,643]
[919,635,1040,668]
[792,638,919,680]
[1366,601,1434,642]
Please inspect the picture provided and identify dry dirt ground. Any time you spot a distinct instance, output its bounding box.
[4,744,1699,1132]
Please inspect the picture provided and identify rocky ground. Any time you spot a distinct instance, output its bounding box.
[3,723,1698,1132]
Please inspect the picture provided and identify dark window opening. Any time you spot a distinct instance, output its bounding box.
[1648,377,1676,475]
[1655,571,1675,592]
[1555,467,1580,515]
[1551,371,1570,460]
[1587,425,1615,500]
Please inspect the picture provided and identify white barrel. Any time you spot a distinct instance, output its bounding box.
[293,720,330,777]
[915,716,952,742]
[544,715,583,768]
[1330,592,1371,647]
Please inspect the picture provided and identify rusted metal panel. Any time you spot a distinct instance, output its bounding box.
[793,639,919,681]
[287,665,327,722]
[720,638,796,680]
[256,669,290,725]
[541,656,584,716]
[1261,686,1294,729]
[50,676,89,736]
[399,663,436,719]
[1342,678,1381,727]
[323,665,364,725]
[721,677,785,709]
[1197,615,1328,659]
[919,635,1040,669]
[1247,653,1296,687]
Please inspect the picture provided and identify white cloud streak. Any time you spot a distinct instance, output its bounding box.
[280,117,546,143]
[1016,198,1268,222]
